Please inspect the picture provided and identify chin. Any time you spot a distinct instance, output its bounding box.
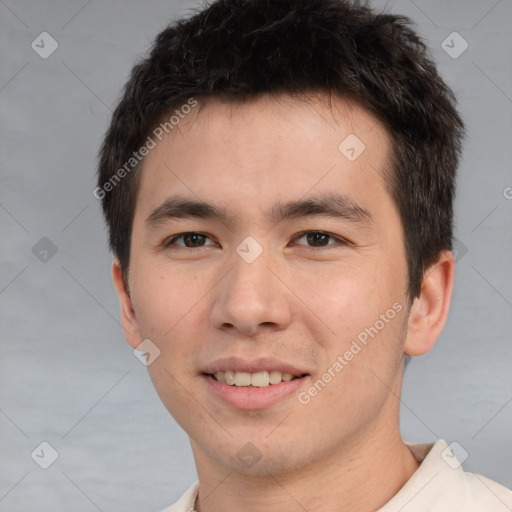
[207,437,315,477]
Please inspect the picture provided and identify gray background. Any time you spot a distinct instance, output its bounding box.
[1,0,511,510]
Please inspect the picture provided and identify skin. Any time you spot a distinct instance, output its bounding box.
[113,93,455,512]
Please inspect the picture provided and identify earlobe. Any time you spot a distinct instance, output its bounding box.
[112,260,142,349]
[404,251,455,357]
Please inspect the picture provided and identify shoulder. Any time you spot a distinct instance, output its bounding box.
[458,471,512,510]
[158,481,199,512]
[379,440,512,511]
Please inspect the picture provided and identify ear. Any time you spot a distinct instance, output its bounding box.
[404,250,455,356]
[112,259,142,349]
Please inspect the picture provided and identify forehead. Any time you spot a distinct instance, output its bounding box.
[134,93,394,225]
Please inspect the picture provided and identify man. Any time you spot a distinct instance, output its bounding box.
[96,0,512,510]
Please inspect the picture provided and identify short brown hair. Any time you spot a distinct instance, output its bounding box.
[97,0,465,299]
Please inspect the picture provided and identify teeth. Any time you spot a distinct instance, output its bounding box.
[224,370,235,385]
[234,371,251,387]
[212,370,299,387]
[269,370,282,384]
[251,371,269,387]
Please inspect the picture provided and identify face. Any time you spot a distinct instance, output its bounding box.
[119,93,414,476]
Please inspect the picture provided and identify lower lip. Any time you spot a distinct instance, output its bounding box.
[202,374,308,410]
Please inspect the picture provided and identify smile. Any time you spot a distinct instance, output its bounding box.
[209,370,303,388]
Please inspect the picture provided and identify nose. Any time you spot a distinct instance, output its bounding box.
[210,248,293,337]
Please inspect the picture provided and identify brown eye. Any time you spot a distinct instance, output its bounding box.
[295,231,345,247]
[305,232,330,246]
[166,232,215,248]
[182,233,207,247]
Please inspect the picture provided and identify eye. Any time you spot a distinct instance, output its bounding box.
[164,232,216,248]
[293,231,348,248]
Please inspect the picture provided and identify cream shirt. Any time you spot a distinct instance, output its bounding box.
[160,439,512,512]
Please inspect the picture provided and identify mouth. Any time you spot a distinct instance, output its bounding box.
[201,368,310,410]
[201,357,311,410]
[205,370,307,388]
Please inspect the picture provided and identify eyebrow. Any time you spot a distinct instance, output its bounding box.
[145,192,373,229]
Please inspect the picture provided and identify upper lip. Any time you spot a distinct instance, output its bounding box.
[202,356,310,377]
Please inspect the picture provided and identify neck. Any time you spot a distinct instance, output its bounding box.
[193,425,419,512]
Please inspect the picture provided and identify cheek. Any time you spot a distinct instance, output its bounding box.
[130,265,200,344]
[288,261,389,337]
[290,258,407,385]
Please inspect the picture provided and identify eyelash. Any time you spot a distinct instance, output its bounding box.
[163,231,350,250]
